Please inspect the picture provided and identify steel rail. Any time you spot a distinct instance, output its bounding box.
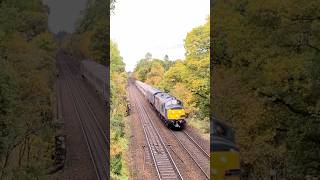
[130,86,184,180]
[182,131,210,158]
[65,65,108,179]
[66,62,110,146]
[62,59,108,179]
[170,130,210,179]
[64,62,109,161]
[64,61,110,180]
[60,62,102,180]
[134,79,209,179]
[129,89,161,180]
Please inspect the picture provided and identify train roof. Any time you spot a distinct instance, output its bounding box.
[82,60,107,81]
[135,80,161,94]
[211,116,236,143]
[211,135,238,151]
[136,80,183,105]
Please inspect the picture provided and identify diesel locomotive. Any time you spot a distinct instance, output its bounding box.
[211,116,241,180]
[80,60,108,105]
[135,80,186,129]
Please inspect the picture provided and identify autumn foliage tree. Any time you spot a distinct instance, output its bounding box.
[134,18,210,134]
[110,41,128,179]
[212,0,320,179]
[65,0,110,65]
[0,0,57,178]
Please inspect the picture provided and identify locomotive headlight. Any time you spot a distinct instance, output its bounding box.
[220,156,227,163]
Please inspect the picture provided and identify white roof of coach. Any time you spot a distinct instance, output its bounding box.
[135,80,161,95]
[82,60,108,82]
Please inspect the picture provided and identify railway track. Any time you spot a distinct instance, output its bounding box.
[59,59,108,180]
[170,130,210,179]
[66,61,109,146]
[130,79,210,179]
[129,86,183,180]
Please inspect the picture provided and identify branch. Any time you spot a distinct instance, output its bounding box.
[253,88,313,116]
[307,43,320,52]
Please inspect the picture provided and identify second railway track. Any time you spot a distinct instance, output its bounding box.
[170,130,210,179]
[129,79,210,179]
[129,86,184,180]
[59,59,108,180]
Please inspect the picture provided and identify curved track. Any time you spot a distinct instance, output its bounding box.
[129,79,210,179]
[129,86,183,180]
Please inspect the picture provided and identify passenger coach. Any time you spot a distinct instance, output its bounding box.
[80,60,108,105]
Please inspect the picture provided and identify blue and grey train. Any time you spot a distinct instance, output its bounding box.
[135,80,186,129]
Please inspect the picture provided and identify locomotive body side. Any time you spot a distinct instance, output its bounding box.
[135,80,160,105]
[135,80,186,129]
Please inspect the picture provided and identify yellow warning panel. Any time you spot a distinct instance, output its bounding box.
[211,151,240,180]
[167,109,186,120]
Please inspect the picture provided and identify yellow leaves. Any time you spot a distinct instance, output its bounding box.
[141,61,165,87]
[109,40,128,178]
[170,83,194,114]
[131,18,210,136]
[111,40,125,72]
[79,31,94,58]
[3,32,54,111]
[5,33,31,56]
[184,18,210,61]
[146,63,164,86]
[31,32,57,53]
[145,76,162,86]
[110,40,127,120]
[110,130,128,156]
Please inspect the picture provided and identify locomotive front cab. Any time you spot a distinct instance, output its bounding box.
[211,118,241,180]
[165,99,186,128]
[211,136,240,180]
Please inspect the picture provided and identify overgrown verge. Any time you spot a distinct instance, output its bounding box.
[0,0,57,178]
[110,41,128,179]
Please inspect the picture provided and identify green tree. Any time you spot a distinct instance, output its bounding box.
[212,0,320,178]
[145,61,165,86]
[0,1,56,178]
[110,40,128,179]
[133,18,210,134]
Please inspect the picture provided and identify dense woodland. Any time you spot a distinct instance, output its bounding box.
[134,18,210,135]
[0,0,57,178]
[212,0,320,179]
